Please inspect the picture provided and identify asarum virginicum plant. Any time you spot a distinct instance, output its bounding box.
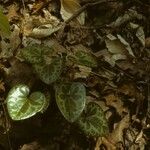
[55,82,86,122]
[6,84,48,120]
[6,44,108,137]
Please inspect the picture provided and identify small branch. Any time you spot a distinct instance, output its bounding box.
[65,0,110,24]
[57,0,116,39]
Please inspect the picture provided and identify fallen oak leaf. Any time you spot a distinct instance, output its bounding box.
[108,114,130,144]
[95,137,116,150]
[60,0,85,25]
[104,93,128,116]
[95,115,129,149]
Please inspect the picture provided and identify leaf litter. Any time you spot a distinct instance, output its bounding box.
[0,0,150,149]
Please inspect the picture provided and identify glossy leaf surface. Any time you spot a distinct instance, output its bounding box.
[77,102,108,137]
[55,82,86,122]
[6,84,47,120]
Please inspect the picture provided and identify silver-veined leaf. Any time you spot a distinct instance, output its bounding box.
[21,44,53,64]
[6,84,47,120]
[55,82,86,122]
[33,57,62,84]
[77,102,108,137]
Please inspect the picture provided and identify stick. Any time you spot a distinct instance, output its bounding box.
[65,0,108,24]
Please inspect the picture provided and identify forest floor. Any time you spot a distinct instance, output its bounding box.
[0,0,150,150]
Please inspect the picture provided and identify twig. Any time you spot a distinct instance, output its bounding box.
[114,65,134,80]
[70,24,106,29]
[65,0,115,24]
[32,0,51,14]
[57,0,115,39]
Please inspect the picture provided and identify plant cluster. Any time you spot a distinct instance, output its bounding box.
[6,44,108,137]
[0,6,108,138]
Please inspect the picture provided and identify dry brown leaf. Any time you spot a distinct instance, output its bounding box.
[104,93,128,116]
[106,34,134,57]
[108,9,144,28]
[95,137,116,150]
[117,60,145,76]
[21,13,33,36]
[118,82,145,101]
[20,141,41,150]
[136,26,145,47]
[108,114,130,144]
[145,37,150,48]
[105,34,135,66]
[125,128,146,150]
[117,35,135,57]
[60,0,85,25]
[0,24,21,58]
[32,0,48,14]
[22,11,60,38]
[118,83,137,97]
[7,4,19,21]
[0,80,5,92]
[105,35,126,54]
[74,65,91,79]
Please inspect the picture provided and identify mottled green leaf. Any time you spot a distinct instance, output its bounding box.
[77,102,108,137]
[75,51,98,68]
[6,84,47,120]
[0,9,10,35]
[21,44,53,64]
[33,57,62,84]
[55,82,86,122]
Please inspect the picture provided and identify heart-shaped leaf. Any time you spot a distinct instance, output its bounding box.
[76,102,108,137]
[75,51,98,68]
[21,44,53,64]
[6,84,47,120]
[33,57,62,84]
[55,82,86,122]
